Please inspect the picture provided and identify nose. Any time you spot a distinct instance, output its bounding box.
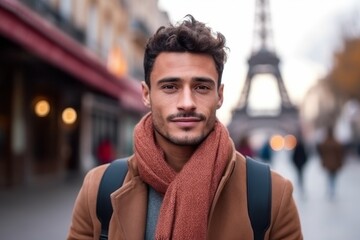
[177,87,196,111]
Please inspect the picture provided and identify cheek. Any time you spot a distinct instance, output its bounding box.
[149,98,171,119]
[151,93,176,109]
[151,99,168,111]
[198,98,219,113]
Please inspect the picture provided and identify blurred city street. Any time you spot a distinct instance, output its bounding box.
[272,151,360,240]
[1,151,360,240]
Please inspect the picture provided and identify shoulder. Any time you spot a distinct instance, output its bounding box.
[270,170,294,200]
[67,164,110,239]
[232,154,297,214]
[83,164,109,188]
[232,154,294,198]
[78,164,110,208]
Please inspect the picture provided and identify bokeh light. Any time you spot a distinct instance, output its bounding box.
[34,100,50,117]
[62,107,77,124]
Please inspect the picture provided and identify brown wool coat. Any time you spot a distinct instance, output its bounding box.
[67,153,303,240]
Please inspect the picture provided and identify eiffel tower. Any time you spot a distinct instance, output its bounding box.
[227,0,299,143]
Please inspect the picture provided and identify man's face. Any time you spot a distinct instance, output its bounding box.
[142,52,224,146]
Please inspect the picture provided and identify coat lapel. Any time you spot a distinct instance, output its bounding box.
[111,176,148,240]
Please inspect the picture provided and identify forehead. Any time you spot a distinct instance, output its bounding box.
[150,52,218,84]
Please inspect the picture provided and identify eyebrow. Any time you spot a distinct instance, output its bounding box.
[157,77,216,86]
[193,77,216,86]
[157,77,179,85]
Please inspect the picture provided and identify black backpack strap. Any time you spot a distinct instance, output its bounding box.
[246,156,272,240]
[96,157,128,240]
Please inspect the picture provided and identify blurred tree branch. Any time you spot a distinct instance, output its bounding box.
[328,8,360,101]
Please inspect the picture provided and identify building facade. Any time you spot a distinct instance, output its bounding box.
[0,0,169,187]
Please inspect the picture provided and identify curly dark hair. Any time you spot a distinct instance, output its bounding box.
[143,14,229,88]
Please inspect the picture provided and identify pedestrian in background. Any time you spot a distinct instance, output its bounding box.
[96,137,116,165]
[316,125,346,199]
[67,14,302,239]
[236,135,254,158]
[259,138,273,164]
[291,135,308,195]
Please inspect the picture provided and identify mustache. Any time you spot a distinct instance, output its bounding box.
[167,112,206,121]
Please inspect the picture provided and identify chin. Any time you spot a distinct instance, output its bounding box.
[169,133,205,146]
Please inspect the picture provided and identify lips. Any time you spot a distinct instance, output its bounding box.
[172,117,201,122]
[171,117,201,128]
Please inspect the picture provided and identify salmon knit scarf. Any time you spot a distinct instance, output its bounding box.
[133,113,233,240]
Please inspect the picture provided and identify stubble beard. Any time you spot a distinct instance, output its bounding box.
[153,124,210,146]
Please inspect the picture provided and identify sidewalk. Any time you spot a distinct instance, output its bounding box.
[0,175,83,240]
[271,151,360,240]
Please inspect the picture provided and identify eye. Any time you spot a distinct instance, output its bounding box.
[161,84,177,93]
[195,84,211,93]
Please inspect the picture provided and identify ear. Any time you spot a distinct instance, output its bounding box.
[141,81,151,108]
[216,84,224,109]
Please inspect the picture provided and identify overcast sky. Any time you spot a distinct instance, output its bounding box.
[158,0,360,124]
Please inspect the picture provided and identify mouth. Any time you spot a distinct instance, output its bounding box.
[171,117,201,122]
[169,114,204,128]
[172,119,200,128]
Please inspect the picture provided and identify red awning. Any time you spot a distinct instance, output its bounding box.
[0,0,147,113]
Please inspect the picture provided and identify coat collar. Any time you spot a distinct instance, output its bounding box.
[111,176,148,239]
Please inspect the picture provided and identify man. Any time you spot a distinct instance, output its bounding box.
[67,15,303,239]
[291,135,308,195]
[317,125,346,199]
